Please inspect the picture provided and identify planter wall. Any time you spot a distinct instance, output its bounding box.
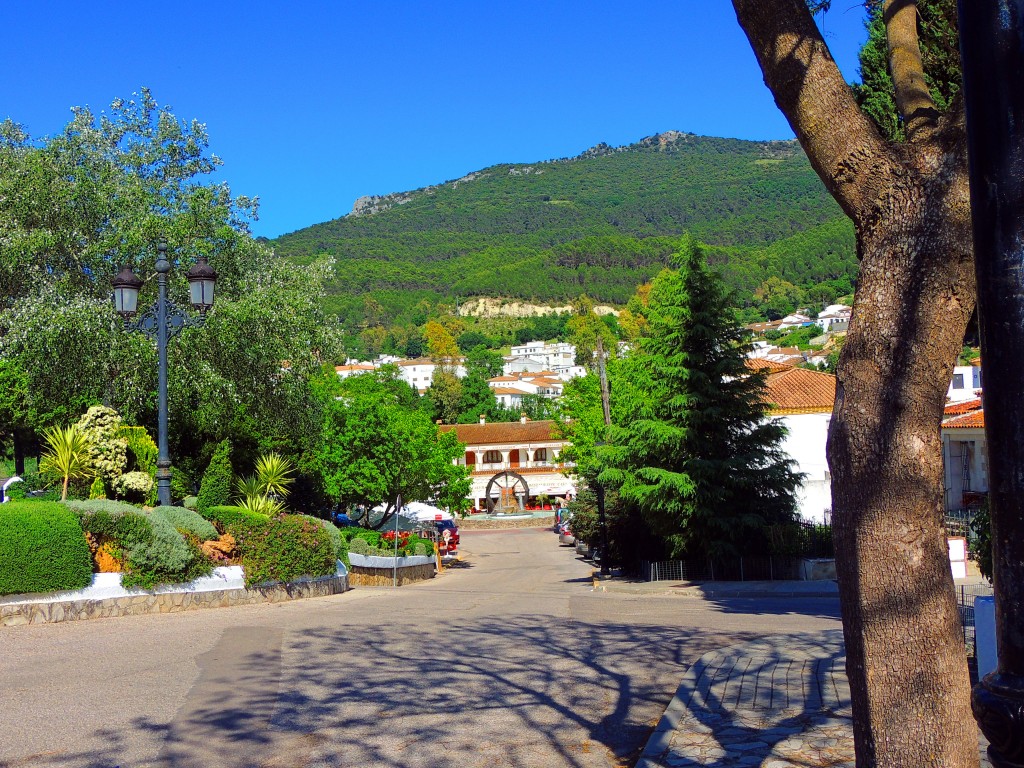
[347,553,436,587]
[0,563,348,626]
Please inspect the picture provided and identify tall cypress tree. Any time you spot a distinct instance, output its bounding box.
[601,244,800,557]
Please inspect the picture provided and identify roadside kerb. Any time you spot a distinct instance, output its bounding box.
[591,572,840,599]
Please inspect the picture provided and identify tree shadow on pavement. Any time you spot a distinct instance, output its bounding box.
[7,615,757,768]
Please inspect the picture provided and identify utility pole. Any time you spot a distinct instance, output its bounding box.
[959,3,1024,764]
[595,336,612,577]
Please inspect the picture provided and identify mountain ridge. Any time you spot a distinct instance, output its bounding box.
[272,131,855,331]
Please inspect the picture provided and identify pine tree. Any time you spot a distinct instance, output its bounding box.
[602,245,800,557]
[196,439,233,515]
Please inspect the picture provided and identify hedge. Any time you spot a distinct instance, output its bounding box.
[232,514,336,588]
[295,515,347,566]
[151,506,218,541]
[0,501,93,595]
[202,505,270,534]
[64,499,143,516]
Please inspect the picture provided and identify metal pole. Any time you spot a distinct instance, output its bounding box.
[155,243,172,507]
[959,3,1024,763]
[393,494,401,587]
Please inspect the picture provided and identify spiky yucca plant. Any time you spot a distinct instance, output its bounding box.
[39,424,94,501]
[254,453,295,498]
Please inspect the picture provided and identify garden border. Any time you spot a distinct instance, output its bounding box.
[0,567,349,627]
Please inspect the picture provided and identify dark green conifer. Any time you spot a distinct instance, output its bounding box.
[601,243,801,557]
[196,439,233,516]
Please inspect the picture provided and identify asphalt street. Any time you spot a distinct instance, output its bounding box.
[0,528,841,768]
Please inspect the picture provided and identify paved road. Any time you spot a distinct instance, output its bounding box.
[0,529,841,768]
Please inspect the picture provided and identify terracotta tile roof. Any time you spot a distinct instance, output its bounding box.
[396,357,435,367]
[335,364,375,372]
[944,398,982,416]
[763,367,836,414]
[492,387,533,396]
[944,410,985,429]
[746,359,794,374]
[488,375,519,383]
[439,420,561,445]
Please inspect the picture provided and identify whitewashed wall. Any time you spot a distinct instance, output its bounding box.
[774,412,832,524]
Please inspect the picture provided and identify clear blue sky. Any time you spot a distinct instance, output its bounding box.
[1,2,868,239]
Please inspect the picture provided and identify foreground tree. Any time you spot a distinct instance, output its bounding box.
[317,370,470,527]
[732,2,976,765]
[601,247,800,557]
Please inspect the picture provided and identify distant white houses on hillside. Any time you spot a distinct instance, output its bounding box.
[396,357,466,393]
[504,340,584,379]
[816,304,852,333]
[335,363,376,380]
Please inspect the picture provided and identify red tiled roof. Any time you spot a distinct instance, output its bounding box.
[746,359,794,374]
[492,387,533,396]
[944,410,985,429]
[944,398,982,416]
[763,367,836,414]
[439,420,561,445]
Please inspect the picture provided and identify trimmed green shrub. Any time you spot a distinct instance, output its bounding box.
[89,477,106,499]
[296,515,342,557]
[78,506,212,589]
[182,496,199,510]
[0,501,93,595]
[203,505,270,533]
[233,514,336,588]
[3,479,26,501]
[196,439,233,515]
[151,506,218,541]
[64,499,143,516]
[348,536,370,555]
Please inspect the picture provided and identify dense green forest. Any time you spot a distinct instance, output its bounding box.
[273,132,857,332]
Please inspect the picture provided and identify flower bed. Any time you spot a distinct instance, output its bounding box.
[0,498,349,600]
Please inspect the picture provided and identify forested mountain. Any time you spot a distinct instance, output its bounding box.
[273,131,856,328]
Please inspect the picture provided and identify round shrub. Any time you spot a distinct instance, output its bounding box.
[0,501,92,595]
[182,496,198,510]
[151,506,218,541]
[78,505,211,589]
[233,514,336,588]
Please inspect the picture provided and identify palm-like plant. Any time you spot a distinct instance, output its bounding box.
[39,424,94,501]
[237,493,286,517]
[235,474,264,501]
[254,453,295,498]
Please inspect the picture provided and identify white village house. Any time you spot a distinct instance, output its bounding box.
[438,417,573,512]
[755,360,837,525]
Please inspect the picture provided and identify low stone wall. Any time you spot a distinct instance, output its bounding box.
[0,573,348,627]
[348,562,435,587]
[459,515,555,530]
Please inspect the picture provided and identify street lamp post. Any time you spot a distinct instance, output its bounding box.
[959,4,1024,765]
[110,242,217,507]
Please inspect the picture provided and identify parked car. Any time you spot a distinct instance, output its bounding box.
[558,523,576,546]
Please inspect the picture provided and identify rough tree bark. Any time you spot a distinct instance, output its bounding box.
[732,2,979,766]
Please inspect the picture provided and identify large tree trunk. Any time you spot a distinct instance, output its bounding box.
[731,2,981,765]
[829,139,978,767]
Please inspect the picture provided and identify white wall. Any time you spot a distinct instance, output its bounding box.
[775,412,832,524]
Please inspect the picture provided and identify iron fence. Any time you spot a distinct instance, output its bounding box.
[944,508,980,541]
[957,582,995,659]
[638,518,834,582]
